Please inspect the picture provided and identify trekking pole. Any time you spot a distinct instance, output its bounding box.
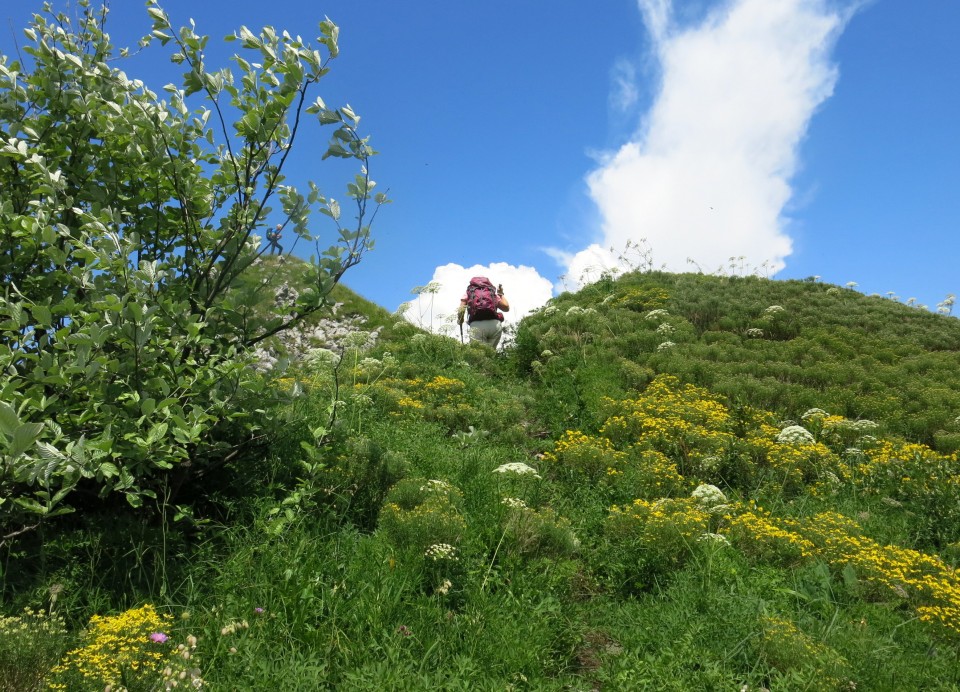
[459,321,464,344]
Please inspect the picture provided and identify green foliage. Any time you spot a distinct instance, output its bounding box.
[0,1,387,530]
[518,271,960,448]
[8,198,960,688]
[0,607,70,692]
[378,478,467,554]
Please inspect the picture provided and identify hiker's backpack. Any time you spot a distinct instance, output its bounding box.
[466,277,500,322]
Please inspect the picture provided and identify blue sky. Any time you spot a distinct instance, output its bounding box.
[3,1,958,334]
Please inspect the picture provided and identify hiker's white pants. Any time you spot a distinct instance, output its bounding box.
[469,319,503,348]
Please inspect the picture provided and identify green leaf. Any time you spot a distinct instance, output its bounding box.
[31,304,52,325]
[97,462,120,480]
[35,442,67,462]
[0,402,20,437]
[9,422,44,457]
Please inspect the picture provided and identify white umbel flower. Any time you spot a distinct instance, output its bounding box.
[777,425,815,444]
[493,462,541,479]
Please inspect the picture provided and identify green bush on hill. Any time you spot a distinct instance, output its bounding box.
[0,0,387,534]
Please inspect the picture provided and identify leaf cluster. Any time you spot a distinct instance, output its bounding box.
[0,1,387,532]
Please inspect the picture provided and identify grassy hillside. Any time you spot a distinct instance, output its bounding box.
[515,272,960,451]
[5,269,960,690]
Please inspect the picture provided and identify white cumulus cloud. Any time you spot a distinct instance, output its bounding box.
[401,262,554,338]
[562,0,855,287]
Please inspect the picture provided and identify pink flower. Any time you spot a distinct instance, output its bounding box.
[149,632,169,643]
[254,607,265,614]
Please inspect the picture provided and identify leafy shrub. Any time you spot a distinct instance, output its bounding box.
[604,497,712,592]
[725,507,814,567]
[542,430,625,484]
[844,440,960,548]
[316,437,406,531]
[0,0,386,531]
[755,615,851,689]
[499,499,579,559]
[378,478,467,553]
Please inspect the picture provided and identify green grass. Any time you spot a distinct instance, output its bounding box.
[5,268,960,690]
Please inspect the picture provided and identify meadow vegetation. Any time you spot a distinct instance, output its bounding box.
[5,261,960,690]
[4,3,960,691]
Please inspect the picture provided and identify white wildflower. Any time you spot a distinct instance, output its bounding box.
[424,543,458,561]
[645,309,670,321]
[801,408,829,420]
[657,341,676,352]
[777,425,815,444]
[344,330,371,348]
[691,484,727,508]
[763,305,785,316]
[420,479,453,493]
[656,322,675,335]
[745,328,764,338]
[821,471,841,488]
[698,532,730,547]
[493,462,542,478]
[698,455,721,472]
[358,357,382,371]
[501,497,528,510]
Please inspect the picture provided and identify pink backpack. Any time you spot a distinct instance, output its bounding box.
[466,277,500,322]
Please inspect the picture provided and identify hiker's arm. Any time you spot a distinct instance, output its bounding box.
[498,296,510,311]
[457,298,467,324]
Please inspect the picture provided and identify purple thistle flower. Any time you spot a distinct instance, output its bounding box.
[254,607,265,614]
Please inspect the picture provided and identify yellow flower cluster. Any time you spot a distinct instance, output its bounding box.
[725,508,960,639]
[545,376,757,489]
[599,375,735,457]
[0,607,68,691]
[852,438,954,480]
[371,376,477,429]
[608,286,670,312]
[621,447,686,497]
[0,607,66,637]
[797,511,960,638]
[607,498,711,556]
[770,441,837,491]
[725,507,814,566]
[48,604,172,690]
[541,430,626,481]
[423,375,466,394]
[758,615,850,685]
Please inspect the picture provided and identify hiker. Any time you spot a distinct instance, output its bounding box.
[266,224,283,255]
[457,276,510,348]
